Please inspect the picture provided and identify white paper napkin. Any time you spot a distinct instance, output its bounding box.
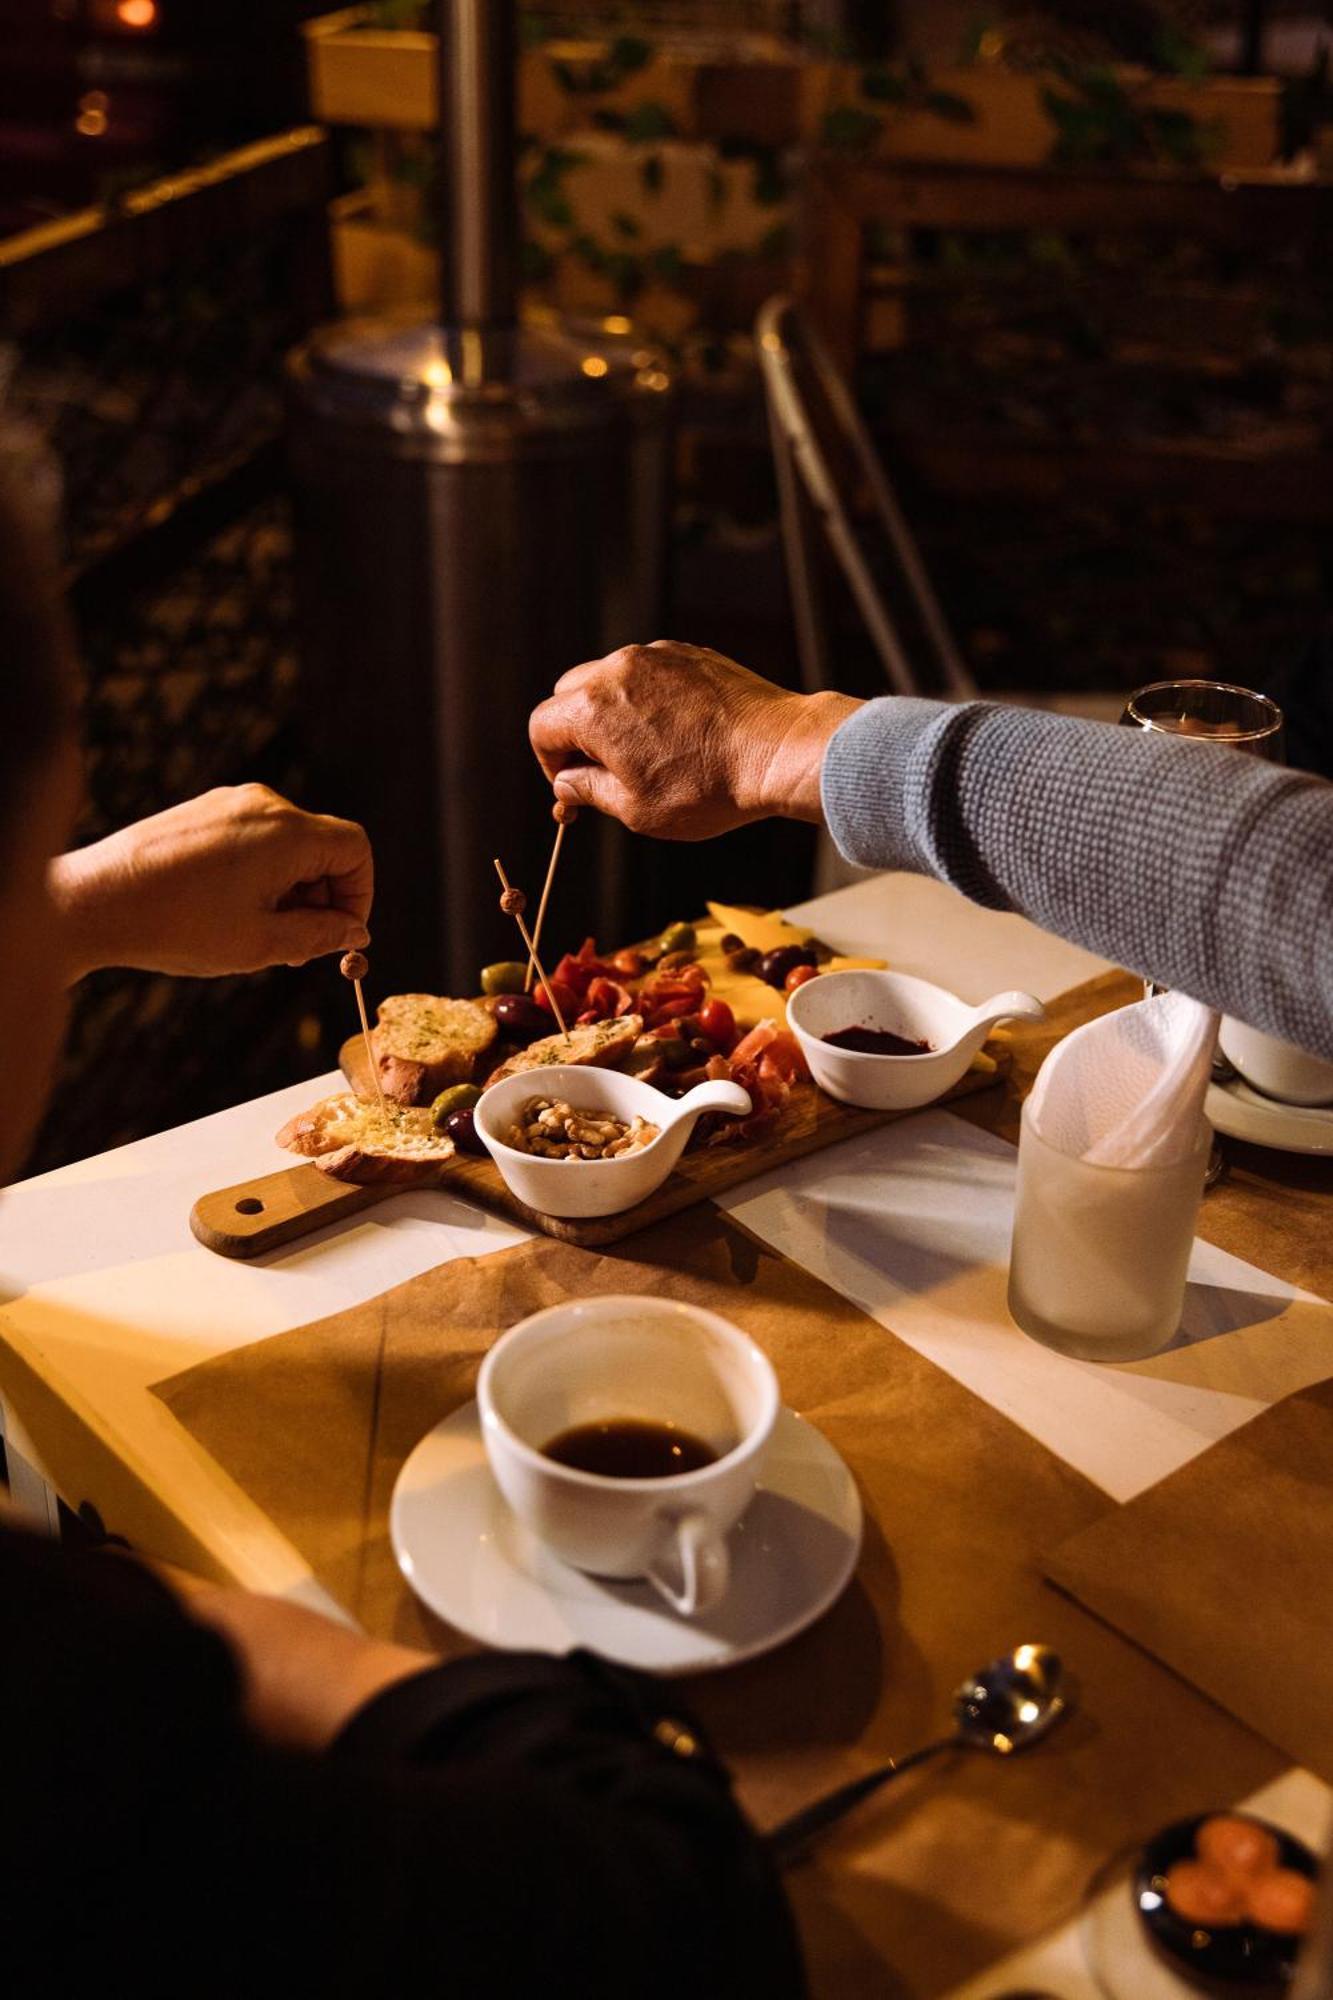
[1025,990,1220,1168]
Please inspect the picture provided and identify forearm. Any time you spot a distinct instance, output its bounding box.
[47,839,124,982]
[822,698,1333,1058]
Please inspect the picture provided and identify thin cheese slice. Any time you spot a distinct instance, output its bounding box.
[705,902,813,953]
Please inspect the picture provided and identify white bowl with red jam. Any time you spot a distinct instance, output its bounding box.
[786,969,1044,1112]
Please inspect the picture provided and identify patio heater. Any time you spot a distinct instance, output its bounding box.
[288,0,672,994]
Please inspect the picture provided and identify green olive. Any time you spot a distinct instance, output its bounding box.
[431,1083,481,1129]
[480,960,528,996]
[658,921,696,956]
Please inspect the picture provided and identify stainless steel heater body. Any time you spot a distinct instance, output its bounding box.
[288,0,671,993]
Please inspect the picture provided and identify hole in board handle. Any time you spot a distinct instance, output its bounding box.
[235,1197,264,1216]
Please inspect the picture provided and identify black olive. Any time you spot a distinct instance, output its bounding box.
[492,993,549,1042]
[758,944,816,988]
[444,1106,487,1156]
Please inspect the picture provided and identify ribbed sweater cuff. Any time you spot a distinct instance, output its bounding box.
[820,696,945,871]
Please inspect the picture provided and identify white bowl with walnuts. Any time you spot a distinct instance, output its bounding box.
[474,1066,752,1219]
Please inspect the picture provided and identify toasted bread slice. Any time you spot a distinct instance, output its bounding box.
[277,1093,456,1185]
[484,1013,645,1087]
[371,994,497,1104]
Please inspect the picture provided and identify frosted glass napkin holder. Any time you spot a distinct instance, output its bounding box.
[1007,1100,1212,1363]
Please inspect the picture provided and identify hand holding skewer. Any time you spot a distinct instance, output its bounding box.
[494,858,569,1037]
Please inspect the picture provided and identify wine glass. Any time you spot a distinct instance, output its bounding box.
[1119,679,1286,1182]
[1120,679,1284,760]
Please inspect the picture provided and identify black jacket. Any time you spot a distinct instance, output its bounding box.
[1,1524,804,1998]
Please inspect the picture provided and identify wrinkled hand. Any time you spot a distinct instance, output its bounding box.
[51,784,374,980]
[528,641,859,841]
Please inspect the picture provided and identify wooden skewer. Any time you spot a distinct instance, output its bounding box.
[340,950,391,1128]
[493,859,570,1038]
[525,798,577,993]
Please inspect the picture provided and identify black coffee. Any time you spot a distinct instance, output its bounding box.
[542,1418,717,1480]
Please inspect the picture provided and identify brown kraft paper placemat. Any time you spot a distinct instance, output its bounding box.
[154,1204,1287,2000]
[1046,1375,1333,1788]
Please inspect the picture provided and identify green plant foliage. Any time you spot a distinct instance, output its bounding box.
[622,101,679,142]
[821,104,884,152]
[1040,62,1219,167]
[550,33,654,97]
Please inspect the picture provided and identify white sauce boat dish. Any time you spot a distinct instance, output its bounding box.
[787,969,1045,1111]
[475,1065,752,1219]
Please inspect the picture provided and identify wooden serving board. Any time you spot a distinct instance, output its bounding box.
[189,1048,1005,1260]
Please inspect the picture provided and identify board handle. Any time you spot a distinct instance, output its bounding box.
[190,1164,391,1259]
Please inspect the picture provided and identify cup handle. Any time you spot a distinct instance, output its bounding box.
[644,1511,729,1618]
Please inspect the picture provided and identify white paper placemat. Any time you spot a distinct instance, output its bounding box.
[718,1110,1333,1503]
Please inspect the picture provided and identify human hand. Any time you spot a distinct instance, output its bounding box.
[528,641,860,840]
[50,784,373,980]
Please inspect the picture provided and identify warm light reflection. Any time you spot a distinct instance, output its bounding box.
[117,0,158,26]
[422,356,453,390]
[602,315,632,335]
[76,91,109,137]
[581,355,610,379]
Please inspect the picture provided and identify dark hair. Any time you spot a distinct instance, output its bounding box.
[0,457,78,858]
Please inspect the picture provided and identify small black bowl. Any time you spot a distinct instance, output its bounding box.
[1134,1812,1319,1996]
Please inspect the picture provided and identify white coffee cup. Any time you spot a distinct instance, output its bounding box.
[1219,1017,1333,1108]
[477,1295,780,1617]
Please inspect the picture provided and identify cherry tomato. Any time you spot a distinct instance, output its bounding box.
[785,964,820,993]
[1248,1870,1315,1935]
[535,979,578,1021]
[611,947,645,978]
[1164,1862,1247,1927]
[1197,1818,1279,1879]
[696,999,736,1049]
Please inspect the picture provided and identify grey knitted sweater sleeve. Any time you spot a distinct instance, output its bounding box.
[821,698,1333,1060]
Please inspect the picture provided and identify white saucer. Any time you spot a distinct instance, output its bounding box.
[390,1401,863,1676]
[1207,1077,1333,1158]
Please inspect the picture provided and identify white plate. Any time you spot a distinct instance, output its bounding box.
[390,1401,863,1675]
[1207,1077,1333,1158]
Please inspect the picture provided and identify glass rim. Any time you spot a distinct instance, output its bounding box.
[1125,679,1284,742]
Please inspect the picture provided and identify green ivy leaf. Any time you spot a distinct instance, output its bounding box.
[623,102,678,142]
[528,186,574,229]
[749,146,785,206]
[611,211,642,240]
[608,34,653,79]
[821,105,883,152]
[572,233,608,275]
[1154,24,1211,80]
[650,244,683,282]
[640,153,664,196]
[923,90,976,125]
[862,67,909,104]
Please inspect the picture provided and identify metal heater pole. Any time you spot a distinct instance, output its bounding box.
[435,0,518,335]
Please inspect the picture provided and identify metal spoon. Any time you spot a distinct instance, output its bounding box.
[768,1643,1069,1867]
